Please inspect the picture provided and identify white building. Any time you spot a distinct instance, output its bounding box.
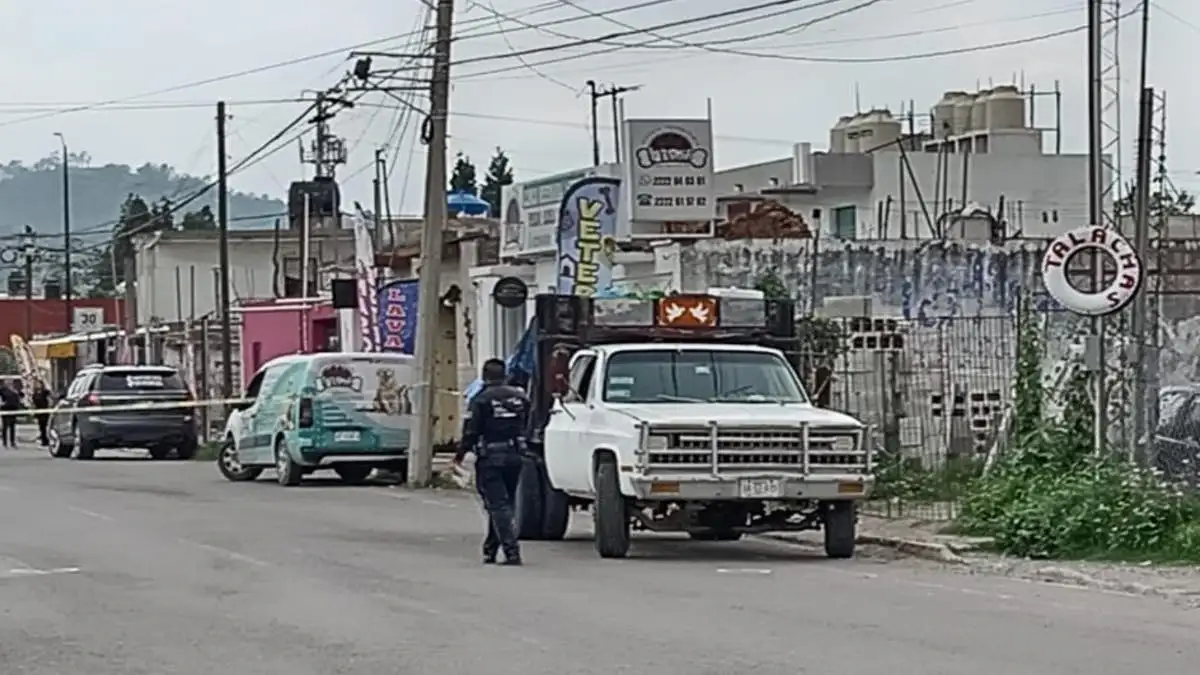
[715,86,1105,240]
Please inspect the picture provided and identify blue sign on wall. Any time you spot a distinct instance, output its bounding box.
[377,280,419,354]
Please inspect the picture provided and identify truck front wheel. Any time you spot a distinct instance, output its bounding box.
[593,457,631,558]
[822,500,857,559]
[515,457,545,540]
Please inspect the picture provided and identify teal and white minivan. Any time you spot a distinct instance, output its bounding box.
[217,352,417,486]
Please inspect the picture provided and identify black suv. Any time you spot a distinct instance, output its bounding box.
[48,364,198,460]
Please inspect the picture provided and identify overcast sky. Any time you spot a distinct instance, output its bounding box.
[0,0,1195,218]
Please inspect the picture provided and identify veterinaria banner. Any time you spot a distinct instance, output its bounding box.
[376,279,418,354]
[556,176,620,296]
[352,214,379,351]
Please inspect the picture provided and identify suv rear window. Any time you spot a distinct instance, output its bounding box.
[99,370,185,392]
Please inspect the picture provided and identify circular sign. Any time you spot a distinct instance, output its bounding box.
[492,276,528,309]
[1041,225,1144,316]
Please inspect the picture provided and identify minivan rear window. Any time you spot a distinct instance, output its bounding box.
[100,370,185,391]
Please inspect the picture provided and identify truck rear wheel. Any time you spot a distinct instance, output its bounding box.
[823,500,857,559]
[593,458,630,558]
[515,457,544,540]
[541,481,570,541]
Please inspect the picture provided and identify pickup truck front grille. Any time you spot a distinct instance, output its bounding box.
[643,426,868,473]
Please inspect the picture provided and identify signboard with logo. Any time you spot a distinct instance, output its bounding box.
[500,164,620,259]
[71,306,104,334]
[622,117,716,238]
[376,280,419,354]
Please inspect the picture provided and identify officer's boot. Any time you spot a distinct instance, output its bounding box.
[482,548,498,564]
[500,546,522,566]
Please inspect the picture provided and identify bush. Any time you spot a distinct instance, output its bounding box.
[955,296,1200,561]
[874,453,983,503]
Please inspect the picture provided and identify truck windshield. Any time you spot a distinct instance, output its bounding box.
[602,350,807,404]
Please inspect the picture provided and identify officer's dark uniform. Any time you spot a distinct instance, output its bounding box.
[457,372,530,565]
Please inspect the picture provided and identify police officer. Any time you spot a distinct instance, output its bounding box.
[455,358,530,565]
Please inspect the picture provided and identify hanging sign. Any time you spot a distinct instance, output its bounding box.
[376,280,419,354]
[1041,225,1143,316]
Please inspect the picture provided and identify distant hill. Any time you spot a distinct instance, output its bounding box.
[0,154,284,235]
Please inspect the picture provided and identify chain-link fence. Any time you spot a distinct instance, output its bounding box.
[786,315,1017,520]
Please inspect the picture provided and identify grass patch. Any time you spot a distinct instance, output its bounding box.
[194,441,222,462]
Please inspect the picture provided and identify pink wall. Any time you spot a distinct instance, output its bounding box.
[239,301,338,388]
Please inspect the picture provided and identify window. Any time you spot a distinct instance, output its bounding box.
[602,350,807,404]
[99,369,185,392]
[244,370,267,400]
[565,355,595,402]
[832,205,857,239]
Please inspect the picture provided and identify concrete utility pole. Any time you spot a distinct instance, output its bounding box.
[408,0,455,488]
[53,133,72,332]
[373,147,384,250]
[1129,86,1154,460]
[216,101,234,406]
[22,226,34,339]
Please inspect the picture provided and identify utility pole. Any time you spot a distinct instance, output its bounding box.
[587,83,640,164]
[22,226,34,339]
[1086,0,1107,456]
[53,133,72,332]
[373,147,384,250]
[123,238,138,363]
[586,80,600,166]
[300,92,349,180]
[217,101,234,407]
[409,0,454,488]
[1129,86,1154,461]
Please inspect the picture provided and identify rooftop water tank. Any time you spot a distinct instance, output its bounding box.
[987,85,1025,130]
[843,113,866,153]
[933,91,967,138]
[951,96,974,136]
[857,109,902,152]
[970,89,991,131]
[829,115,854,153]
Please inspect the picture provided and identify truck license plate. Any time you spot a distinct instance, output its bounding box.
[739,478,783,499]
[334,431,360,443]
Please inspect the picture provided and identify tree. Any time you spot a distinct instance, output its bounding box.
[449,152,478,195]
[179,205,217,231]
[1114,184,1195,218]
[480,147,514,218]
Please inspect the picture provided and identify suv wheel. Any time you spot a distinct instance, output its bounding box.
[275,439,302,486]
[148,445,172,460]
[175,438,198,460]
[48,429,72,459]
[74,425,95,460]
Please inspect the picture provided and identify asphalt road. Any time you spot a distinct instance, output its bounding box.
[0,443,1197,675]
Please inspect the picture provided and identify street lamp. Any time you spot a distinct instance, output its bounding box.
[53,132,71,333]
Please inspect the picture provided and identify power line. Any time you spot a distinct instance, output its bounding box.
[456,0,1106,79]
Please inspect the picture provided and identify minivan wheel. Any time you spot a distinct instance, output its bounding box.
[275,440,302,486]
[218,439,262,482]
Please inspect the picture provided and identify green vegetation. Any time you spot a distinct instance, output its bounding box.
[194,441,222,462]
[882,297,1200,562]
[0,153,282,235]
[448,147,514,218]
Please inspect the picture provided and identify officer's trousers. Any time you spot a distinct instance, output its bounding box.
[475,454,522,558]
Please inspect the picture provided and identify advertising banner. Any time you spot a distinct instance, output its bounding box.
[500,164,620,259]
[556,176,621,296]
[376,280,419,354]
[352,214,379,351]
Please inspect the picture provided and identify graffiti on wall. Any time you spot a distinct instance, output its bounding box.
[680,238,1200,386]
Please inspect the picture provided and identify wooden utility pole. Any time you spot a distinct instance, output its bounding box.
[217,101,234,406]
[408,0,454,488]
[587,83,640,164]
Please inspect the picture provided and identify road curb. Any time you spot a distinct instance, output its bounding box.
[761,532,968,564]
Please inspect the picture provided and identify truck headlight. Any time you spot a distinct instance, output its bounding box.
[645,434,669,451]
[832,436,856,452]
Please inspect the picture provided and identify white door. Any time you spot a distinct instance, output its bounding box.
[544,351,596,494]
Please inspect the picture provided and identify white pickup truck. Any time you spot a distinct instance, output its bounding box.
[511,294,873,559]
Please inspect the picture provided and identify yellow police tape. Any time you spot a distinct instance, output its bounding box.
[0,387,471,418]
